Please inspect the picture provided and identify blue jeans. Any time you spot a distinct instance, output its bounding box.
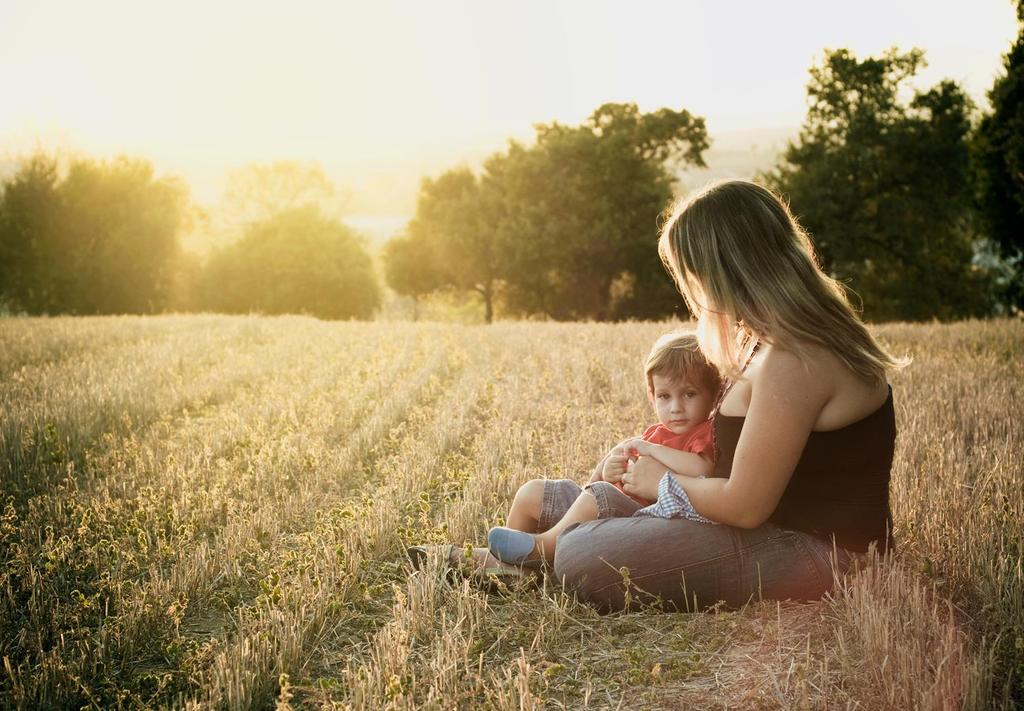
[540,479,852,612]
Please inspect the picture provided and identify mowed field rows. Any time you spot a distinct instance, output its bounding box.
[1,316,1021,710]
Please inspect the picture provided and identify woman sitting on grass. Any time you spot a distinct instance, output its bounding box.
[413,179,902,612]
[552,179,902,611]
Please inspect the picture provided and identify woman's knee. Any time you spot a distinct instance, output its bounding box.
[552,523,623,609]
[554,517,736,611]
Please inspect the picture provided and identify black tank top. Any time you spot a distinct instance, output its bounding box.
[710,387,896,553]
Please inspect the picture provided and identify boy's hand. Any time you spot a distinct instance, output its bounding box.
[622,437,653,459]
[602,445,629,483]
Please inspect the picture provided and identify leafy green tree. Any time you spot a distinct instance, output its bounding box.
[60,158,190,314]
[765,49,994,321]
[404,168,501,322]
[0,154,63,313]
[382,231,444,321]
[973,1,1024,309]
[386,103,707,322]
[488,103,707,320]
[200,206,380,320]
[0,153,190,314]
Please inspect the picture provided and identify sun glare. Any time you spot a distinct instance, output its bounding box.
[0,0,1017,216]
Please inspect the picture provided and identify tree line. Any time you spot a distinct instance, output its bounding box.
[387,36,1024,323]
[2,25,1022,322]
[0,158,380,320]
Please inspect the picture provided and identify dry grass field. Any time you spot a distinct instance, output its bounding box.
[1,315,1021,710]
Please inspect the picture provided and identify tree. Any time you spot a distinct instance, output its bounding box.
[382,232,443,320]
[488,103,708,320]
[60,158,190,314]
[0,154,63,313]
[973,1,1024,310]
[384,102,708,322]
[382,168,501,322]
[200,206,380,320]
[0,152,190,315]
[223,160,343,226]
[764,49,995,321]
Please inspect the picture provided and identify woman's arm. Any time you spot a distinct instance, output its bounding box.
[622,438,712,478]
[623,347,831,528]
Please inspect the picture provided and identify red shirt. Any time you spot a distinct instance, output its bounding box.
[613,420,714,505]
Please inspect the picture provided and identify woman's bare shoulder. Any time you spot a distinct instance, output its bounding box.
[721,342,829,417]
[758,341,888,430]
[754,343,834,408]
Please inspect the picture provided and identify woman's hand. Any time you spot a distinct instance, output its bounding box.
[621,455,664,501]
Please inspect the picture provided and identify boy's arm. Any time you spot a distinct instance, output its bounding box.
[625,439,713,478]
[589,440,632,483]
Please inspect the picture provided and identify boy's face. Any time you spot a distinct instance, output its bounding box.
[648,373,715,435]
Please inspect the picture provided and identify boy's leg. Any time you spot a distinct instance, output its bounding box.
[586,481,647,519]
[506,479,547,532]
[533,491,599,561]
[490,491,600,566]
[490,479,630,566]
[533,482,644,561]
[505,479,583,533]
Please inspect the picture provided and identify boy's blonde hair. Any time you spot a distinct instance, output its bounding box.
[657,180,905,382]
[644,331,722,395]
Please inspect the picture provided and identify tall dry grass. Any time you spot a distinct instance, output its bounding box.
[0,316,1020,709]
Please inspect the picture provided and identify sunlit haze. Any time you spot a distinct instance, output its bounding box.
[1,0,1017,234]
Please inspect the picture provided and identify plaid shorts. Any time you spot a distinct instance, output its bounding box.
[634,473,715,523]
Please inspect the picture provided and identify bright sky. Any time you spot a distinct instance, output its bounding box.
[0,0,1018,217]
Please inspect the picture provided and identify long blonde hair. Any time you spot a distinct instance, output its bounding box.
[657,180,904,382]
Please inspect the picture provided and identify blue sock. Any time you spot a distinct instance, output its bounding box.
[487,526,539,565]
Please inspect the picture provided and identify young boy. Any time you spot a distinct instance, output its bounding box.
[488,331,723,567]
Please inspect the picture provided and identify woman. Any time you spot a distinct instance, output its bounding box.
[551,180,901,611]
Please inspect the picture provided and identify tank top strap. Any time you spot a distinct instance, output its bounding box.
[710,338,760,420]
[710,338,759,464]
